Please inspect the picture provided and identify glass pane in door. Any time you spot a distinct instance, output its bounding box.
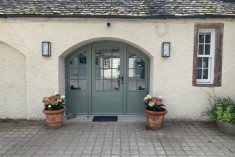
[128,53,146,91]
[95,47,120,91]
[69,51,87,90]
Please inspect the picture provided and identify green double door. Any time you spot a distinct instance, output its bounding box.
[67,41,149,115]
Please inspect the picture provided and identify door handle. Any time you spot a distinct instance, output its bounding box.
[121,76,124,84]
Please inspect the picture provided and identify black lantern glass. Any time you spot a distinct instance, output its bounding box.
[42,42,51,56]
[162,42,170,57]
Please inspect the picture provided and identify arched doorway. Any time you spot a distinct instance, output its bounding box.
[66,41,150,115]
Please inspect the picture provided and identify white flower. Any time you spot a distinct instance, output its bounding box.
[48,105,51,108]
[158,96,162,99]
[61,95,65,99]
[146,95,151,99]
[54,92,58,95]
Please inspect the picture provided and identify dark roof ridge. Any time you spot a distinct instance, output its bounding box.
[1,14,235,19]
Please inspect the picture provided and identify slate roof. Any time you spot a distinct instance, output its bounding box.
[0,0,234,18]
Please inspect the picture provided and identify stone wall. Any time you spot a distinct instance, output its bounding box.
[0,18,234,119]
[0,42,26,119]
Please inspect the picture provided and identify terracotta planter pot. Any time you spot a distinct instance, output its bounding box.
[43,107,66,129]
[145,108,167,130]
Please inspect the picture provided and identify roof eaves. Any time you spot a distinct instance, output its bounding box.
[0,14,235,19]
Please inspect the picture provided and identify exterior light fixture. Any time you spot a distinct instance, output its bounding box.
[42,41,51,57]
[107,22,111,27]
[162,42,170,57]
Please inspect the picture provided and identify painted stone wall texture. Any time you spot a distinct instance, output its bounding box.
[0,18,234,120]
[0,42,26,119]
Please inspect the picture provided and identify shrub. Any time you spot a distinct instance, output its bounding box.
[208,97,235,124]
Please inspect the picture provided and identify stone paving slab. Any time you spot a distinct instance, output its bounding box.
[0,118,235,157]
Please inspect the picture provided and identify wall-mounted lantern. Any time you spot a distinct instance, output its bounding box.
[162,42,170,57]
[42,41,51,57]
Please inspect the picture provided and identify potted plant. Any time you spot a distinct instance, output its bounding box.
[144,95,167,130]
[42,92,66,129]
[208,97,235,136]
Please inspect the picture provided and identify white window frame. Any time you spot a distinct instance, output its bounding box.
[196,29,215,84]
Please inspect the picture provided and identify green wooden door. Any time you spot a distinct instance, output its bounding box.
[66,42,149,115]
[126,46,149,114]
[67,46,91,114]
[91,42,124,114]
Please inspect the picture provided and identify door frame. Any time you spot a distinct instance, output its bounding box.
[65,41,150,115]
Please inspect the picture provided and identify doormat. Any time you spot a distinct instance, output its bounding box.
[92,116,118,122]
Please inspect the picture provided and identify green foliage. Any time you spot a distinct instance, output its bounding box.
[29,8,36,14]
[145,104,165,112]
[208,109,217,120]
[20,9,27,14]
[208,97,235,124]
[45,104,64,111]
[75,5,80,9]
[35,6,43,13]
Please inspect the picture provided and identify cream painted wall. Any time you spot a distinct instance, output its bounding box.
[0,18,234,120]
[0,42,26,119]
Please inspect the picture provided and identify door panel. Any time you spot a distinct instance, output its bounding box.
[126,91,147,114]
[68,92,89,114]
[126,46,149,114]
[67,46,91,114]
[91,43,124,114]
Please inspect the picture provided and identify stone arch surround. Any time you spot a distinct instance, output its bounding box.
[58,37,154,97]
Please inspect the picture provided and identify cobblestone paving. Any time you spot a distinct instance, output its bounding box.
[0,118,235,157]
